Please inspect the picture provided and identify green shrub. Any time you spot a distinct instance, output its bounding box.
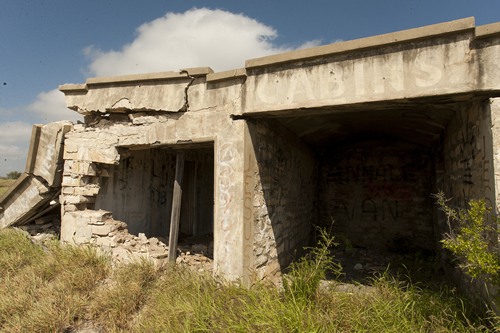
[5,171,21,180]
[434,192,500,284]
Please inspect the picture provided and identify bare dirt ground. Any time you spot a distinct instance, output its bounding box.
[329,246,441,285]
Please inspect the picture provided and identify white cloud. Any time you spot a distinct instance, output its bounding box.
[0,89,81,176]
[0,121,32,176]
[85,8,320,76]
[27,89,82,123]
[0,121,32,144]
[297,39,323,50]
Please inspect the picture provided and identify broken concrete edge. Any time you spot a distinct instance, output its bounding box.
[24,124,42,174]
[59,67,214,93]
[206,68,247,83]
[0,173,30,205]
[21,192,61,226]
[180,67,214,76]
[245,17,475,69]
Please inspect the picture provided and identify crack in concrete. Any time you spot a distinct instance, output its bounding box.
[179,70,196,112]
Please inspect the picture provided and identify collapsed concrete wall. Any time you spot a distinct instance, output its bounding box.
[0,121,72,228]
[59,70,252,280]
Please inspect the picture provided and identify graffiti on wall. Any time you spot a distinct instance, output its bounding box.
[320,143,434,249]
[447,106,494,209]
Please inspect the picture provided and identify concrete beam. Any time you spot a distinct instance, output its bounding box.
[246,17,475,69]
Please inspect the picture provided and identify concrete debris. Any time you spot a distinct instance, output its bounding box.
[18,213,60,237]
[103,228,213,272]
[353,263,363,270]
[19,213,214,273]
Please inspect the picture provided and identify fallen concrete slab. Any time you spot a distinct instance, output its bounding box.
[0,121,73,228]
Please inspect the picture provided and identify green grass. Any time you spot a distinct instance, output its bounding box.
[0,178,15,197]
[0,228,497,332]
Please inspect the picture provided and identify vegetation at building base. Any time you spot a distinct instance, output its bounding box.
[435,192,500,285]
[435,192,500,324]
[0,228,496,332]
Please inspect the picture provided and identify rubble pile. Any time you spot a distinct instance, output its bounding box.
[19,209,214,273]
[18,213,60,236]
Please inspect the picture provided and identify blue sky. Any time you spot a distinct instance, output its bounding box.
[0,0,499,176]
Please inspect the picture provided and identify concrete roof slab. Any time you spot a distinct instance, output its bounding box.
[245,17,475,69]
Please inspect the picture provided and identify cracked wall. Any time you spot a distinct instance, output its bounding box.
[60,73,250,280]
[56,19,500,285]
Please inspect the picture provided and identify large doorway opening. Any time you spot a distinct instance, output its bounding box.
[95,143,214,257]
[249,101,468,282]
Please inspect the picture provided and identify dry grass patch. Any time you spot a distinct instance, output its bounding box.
[0,228,497,332]
[0,178,15,197]
[0,229,110,332]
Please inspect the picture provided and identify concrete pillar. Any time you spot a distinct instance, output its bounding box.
[213,120,250,281]
[490,98,500,210]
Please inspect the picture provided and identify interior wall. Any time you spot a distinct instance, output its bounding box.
[179,150,214,237]
[442,100,496,211]
[95,147,214,238]
[318,139,435,251]
[248,119,317,279]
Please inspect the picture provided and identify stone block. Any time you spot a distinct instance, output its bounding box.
[64,195,93,204]
[94,236,117,250]
[74,224,92,240]
[64,204,78,212]
[71,161,98,176]
[91,224,115,236]
[62,176,85,187]
[74,185,100,196]
[62,187,75,195]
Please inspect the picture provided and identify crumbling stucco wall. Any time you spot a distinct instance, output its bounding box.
[318,140,435,251]
[247,120,316,281]
[60,84,249,279]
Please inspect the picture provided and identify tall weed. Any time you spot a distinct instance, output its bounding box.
[283,226,342,302]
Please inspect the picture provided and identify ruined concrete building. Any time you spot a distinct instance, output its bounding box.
[1,17,500,284]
